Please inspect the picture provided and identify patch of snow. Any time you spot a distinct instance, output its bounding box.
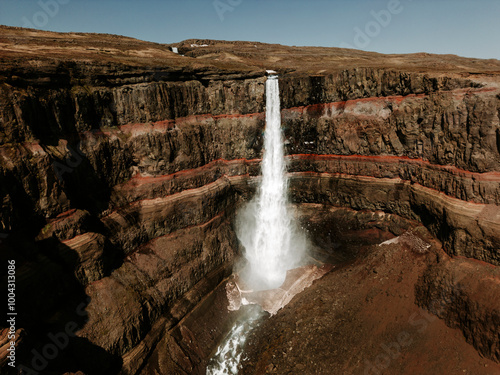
[379,237,401,246]
[379,231,432,253]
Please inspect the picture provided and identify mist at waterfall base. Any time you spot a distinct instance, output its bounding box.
[236,74,308,291]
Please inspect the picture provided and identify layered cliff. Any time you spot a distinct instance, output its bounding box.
[0,26,499,374]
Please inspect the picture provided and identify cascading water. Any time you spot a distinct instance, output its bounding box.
[206,306,263,375]
[236,73,307,290]
[206,73,308,375]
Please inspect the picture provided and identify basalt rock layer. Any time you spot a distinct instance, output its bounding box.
[0,26,499,374]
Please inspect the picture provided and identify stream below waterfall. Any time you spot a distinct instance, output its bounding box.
[206,305,265,375]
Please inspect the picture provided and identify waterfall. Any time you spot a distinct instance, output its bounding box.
[237,74,307,290]
[206,74,308,375]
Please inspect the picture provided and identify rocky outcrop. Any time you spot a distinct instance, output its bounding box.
[79,214,237,356]
[415,254,500,362]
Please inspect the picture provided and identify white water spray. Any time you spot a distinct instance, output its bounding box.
[237,74,307,290]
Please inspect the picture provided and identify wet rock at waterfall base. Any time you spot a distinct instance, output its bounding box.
[226,264,334,316]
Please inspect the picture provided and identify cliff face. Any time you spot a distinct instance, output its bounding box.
[0,27,499,374]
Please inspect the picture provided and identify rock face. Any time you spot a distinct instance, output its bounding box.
[415,254,500,362]
[0,26,499,374]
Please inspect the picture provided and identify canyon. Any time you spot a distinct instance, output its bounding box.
[0,26,499,374]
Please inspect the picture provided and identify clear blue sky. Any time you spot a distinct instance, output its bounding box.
[1,0,499,60]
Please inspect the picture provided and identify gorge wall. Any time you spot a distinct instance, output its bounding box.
[0,28,499,374]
